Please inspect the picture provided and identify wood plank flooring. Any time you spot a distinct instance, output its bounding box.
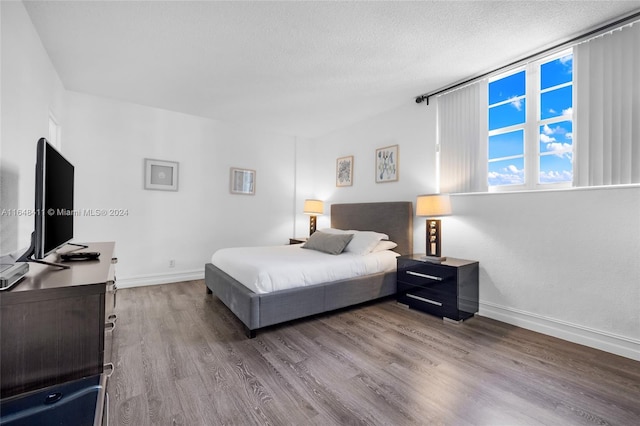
[109,280,640,425]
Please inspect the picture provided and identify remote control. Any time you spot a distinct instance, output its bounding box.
[61,251,101,261]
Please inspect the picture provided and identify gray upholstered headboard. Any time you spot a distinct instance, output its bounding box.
[330,202,413,255]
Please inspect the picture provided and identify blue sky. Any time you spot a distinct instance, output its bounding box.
[488,55,573,186]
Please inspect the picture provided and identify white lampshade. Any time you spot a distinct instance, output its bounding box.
[303,199,324,215]
[416,194,452,217]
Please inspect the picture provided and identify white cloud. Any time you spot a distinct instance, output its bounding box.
[541,123,571,140]
[489,164,524,186]
[549,108,557,114]
[540,134,556,143]
[540,169,573,183]
[562,107,573,116]
[509,96,522,111]
[545,142,573,158]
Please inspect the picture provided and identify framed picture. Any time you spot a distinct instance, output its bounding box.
[375,145,399,183]
[230,167,256,195]
[144,159,179,191]
[336,155,354,187]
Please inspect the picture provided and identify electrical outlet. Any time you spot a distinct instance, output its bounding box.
[169,259,175,268]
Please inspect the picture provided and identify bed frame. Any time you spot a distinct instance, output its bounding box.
[205,201,413,338]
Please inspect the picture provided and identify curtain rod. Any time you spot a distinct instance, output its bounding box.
[414,9,640,105]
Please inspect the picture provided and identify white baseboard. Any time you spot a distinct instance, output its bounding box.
[479,301,640,361]
[117,269,204,288]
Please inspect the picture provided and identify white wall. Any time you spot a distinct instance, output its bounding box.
[447,187,640,360]
[1,1,67,256]
[310,99,640,360]
[64,92,297,285]
[295,102,437,246]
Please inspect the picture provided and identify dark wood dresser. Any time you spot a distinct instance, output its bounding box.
[0,242,117,399]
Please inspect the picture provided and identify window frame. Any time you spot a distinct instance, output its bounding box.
[487,49,574,192]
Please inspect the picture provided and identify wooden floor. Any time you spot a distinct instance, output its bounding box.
[109,280,640,425]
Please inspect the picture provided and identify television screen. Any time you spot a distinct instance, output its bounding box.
[37,140,74,258]
[17,138,75,264]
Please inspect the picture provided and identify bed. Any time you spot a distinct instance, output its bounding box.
[204,201,413,338]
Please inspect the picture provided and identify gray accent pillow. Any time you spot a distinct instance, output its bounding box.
[302,232,354,255]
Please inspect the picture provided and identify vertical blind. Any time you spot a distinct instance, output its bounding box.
[574,22,640,186]
[438,80,487,194]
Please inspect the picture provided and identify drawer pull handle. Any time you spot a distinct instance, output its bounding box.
[406,271,443,281]
[104,363,114,378]
[104,391,110,426]
[407,294,443,306]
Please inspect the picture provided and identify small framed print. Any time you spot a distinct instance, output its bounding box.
[375,144,399,183]
[144,159,179,191]
[336,155,354,187]
[230,167,256,195]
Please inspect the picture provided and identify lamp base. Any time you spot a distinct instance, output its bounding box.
[421,255,447,263]
[309,215,317,236]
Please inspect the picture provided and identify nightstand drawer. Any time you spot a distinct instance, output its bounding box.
[397,263,456,294]
[397,286,456,318]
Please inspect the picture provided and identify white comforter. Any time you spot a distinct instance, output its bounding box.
[211,244,399,294]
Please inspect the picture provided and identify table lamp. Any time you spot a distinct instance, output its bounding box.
[416,194,452,262]
[303,199,324,235]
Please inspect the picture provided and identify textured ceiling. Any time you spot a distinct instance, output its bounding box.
[23,1,640,138]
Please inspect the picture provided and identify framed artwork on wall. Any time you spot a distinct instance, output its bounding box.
[375,144,399,183]
[144,159,179,191]
[230,167,256,195]
[336,155,354,187]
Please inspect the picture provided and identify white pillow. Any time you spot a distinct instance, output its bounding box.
[348,229,389,240]
[319,228,389,240]
[371,240,398,253]
[319,228,390,255]
[343,231,387,255]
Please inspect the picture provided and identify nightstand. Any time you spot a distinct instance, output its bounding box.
[289,237,307,245]
[396,254,479,322]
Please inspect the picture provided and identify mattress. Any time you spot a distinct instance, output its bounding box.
[210,244,399,294]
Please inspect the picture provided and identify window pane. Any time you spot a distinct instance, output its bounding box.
[539,121,572,154]
[541,54,573,90]
[489,99,526,130]
[489,71,525,105]
[489,130,524,160]
[540,85,572,120]
[539,154,573,184]
[488,157,524,186]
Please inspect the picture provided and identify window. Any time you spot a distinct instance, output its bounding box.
[488,70,526,186]
[487,50,573,190]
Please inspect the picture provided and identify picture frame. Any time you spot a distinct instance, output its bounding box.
[375,144,399,183]
[144,158,179,191]
[336,155,354,187]
[230,167,256,195]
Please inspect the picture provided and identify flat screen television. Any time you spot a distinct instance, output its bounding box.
[17,138,76,267]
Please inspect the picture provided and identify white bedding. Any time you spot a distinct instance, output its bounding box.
[210,244,399,294]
